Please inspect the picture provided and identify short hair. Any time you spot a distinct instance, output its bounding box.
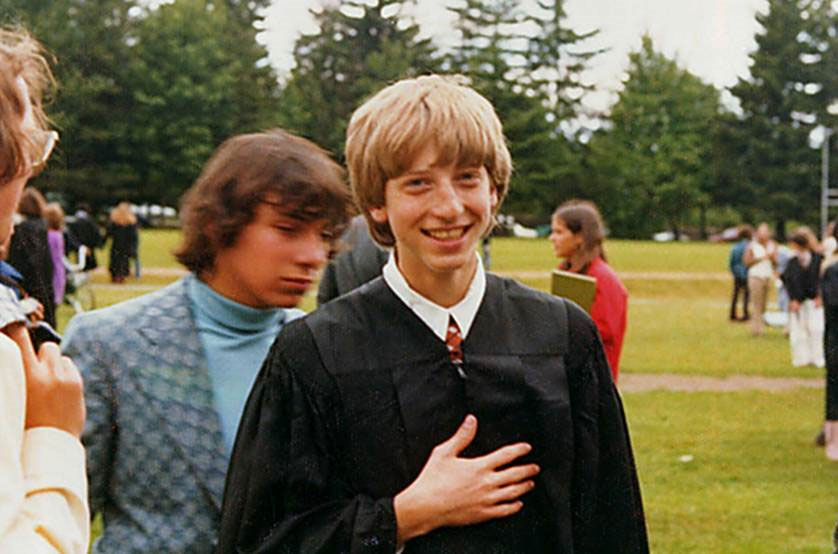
[17,186,45,217]
[552,199,607,271]
[738,224,754,240]
[0,27,54,184]
[790,226,817,251]
[175,129,351,275]
[44,201,64,230]
[345,75,512,246]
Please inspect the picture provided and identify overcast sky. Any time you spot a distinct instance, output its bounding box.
[258,0,769,112]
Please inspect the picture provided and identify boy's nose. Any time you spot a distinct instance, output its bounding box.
[431,180,464,219]
[296,232,330,269]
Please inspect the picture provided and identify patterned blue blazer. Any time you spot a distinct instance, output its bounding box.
[62,279,228,553]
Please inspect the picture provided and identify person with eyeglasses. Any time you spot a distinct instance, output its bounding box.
[0,27,89,553]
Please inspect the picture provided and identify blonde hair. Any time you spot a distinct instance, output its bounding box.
[44,201,64,231]
[110,201,137,226]
[345,75,512,246]
[0,27,54,183]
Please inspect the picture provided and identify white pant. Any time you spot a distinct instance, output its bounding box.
[788,299,825,367]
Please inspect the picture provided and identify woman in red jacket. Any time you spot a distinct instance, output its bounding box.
[550,200,628,381]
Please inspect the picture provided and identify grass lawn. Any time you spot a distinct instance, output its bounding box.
[490,237,730,274]
[625,388,838,553]
[75,231,837,552]
[98,228,182,270]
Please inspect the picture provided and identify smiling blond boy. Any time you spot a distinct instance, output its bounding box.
[219,75,648,553]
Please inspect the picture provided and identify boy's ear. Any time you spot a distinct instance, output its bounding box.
[369,206,388,224]
[489,186,498,211]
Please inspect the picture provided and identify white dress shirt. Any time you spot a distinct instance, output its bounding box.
[381,252,486,342]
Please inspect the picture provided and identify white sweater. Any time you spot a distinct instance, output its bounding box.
[0,333,89,553]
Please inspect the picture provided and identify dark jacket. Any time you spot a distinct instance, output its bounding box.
[218,275,648,554]
[317,216,389,306]
[781,252,823,302]
[8,216,55,326]
[67,213,103,270]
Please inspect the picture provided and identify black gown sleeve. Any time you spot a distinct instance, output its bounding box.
[564,303,649,553]
[217,320,399,554]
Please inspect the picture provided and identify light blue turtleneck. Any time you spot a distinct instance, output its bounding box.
[187,275,304,456]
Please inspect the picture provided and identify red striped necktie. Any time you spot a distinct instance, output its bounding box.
[446,316,463,364]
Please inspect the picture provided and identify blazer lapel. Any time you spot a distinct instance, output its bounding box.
[129,280,228,512]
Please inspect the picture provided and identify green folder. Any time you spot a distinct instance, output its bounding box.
[550,269,597,313]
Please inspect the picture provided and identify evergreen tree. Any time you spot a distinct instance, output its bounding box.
[447,0,567,222]
[1,0,277,207]
[589,36,720,238]
[1,0,139,206]
[277,0,440,158]
[729,0,823,235]
[119,0,279,206]
[524,0,600,126]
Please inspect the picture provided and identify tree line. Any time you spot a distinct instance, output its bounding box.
[3,0,836,238]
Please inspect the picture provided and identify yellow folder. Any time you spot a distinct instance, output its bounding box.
[550,269,597,313]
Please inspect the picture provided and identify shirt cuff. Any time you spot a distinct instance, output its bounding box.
[22,427,88,503]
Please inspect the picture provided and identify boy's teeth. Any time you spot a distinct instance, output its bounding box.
[429,228,463,239]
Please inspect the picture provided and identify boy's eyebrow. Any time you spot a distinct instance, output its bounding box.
[399,162,484,176]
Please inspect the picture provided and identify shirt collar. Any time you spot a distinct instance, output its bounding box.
[381,251,486,342]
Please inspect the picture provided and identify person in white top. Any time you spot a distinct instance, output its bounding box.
[744,223,778,335]
[823,221,837,260]
[0,27,89,553]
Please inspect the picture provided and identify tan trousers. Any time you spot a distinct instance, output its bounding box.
[748,275,771,335]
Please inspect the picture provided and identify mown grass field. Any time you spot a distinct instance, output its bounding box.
[72,230,836,553]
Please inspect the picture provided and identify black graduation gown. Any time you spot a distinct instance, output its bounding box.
[67,215,103,270]
[217,275,648,554]
[106,222,137,279]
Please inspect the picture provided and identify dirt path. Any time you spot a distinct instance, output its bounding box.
[619,373,824,393]
[496,270,729,280]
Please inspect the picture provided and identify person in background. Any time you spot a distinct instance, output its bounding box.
[0,25,89,552]
[780,227,824,368]
[744,222,777,336]
[316,214,388,306]
[43,202,66,306]
[105,201,137,283]
[481,235,492,270]
[824,221,837,260]
[728,225,752,322]
[819,224,838,459]
[550,199,628,381]
[62,129,350,553]
[8,186,55,326]
[66,202,101,271]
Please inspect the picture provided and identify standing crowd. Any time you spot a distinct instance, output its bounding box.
[728,221,838,461]
[1,26,648,553]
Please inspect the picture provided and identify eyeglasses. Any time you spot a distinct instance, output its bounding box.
[29,130,58,177]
